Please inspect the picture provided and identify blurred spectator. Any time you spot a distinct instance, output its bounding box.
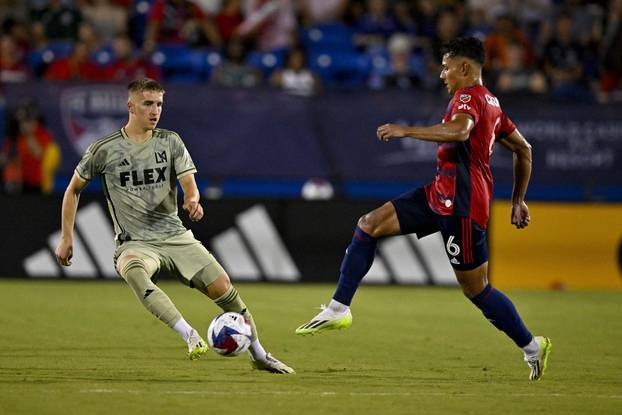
[80,0,128,43]
[353,0,399,49]
[343,0,366,27]
[237,0,297,52]
[216,0,243,43]
[103,34,161,81]
[562,0,604,46]
[548,1,603,90]
[29,21,49,50]
[0,0,615,107]
[484,14,533,73]
[77,22,103,54]
[143,0,222,51]
[428,9,462,63]
[193,0,224,14]
[510,0,552,46]
[464,8,493,40]
[298,0,350,27]
[270,46,320,96]
[599,0,622,102]
[0,100,60,194]
[2,16,32,54]
[368,33,422,90]
[0,35,31,82]
[44,41,103,80]
[496,42,547,93]
[211,37,261,87]
[127,0,156,48]
[392,0,417,34]
[0,132,21,194]
[30,0,82,41]
[414,0,439,39]
[423,9,462,89]
[466,0,507,23]
[543,12,588,99]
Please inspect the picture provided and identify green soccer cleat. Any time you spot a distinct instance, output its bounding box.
[250,353,295,374]
[187,330,209,360]
[525,336,552,380]
[295,305,353,335]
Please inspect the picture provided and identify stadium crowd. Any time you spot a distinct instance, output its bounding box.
[0,0,620,102]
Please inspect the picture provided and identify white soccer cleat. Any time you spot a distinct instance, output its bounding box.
[524,336,552,380]
[250,353,295,374]
[187,329,209,360]
[295,305,353,335]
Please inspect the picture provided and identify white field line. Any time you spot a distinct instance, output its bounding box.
[78,389,622,400]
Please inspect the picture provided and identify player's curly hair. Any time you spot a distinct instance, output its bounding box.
[127,78,165,94]
[441,37,486,66]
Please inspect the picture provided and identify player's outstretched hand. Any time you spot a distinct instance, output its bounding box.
[184,200,204,222]
[377,123,407,142]
[511,201,530,229]
[55,239,73,266]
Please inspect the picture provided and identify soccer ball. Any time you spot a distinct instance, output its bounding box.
[301,177,334,200]
[207,312,253,357]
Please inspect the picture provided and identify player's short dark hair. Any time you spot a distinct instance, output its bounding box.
[441,37,486,66]
[127,78,165,94]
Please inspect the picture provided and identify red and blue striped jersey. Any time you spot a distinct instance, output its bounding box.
[424,85,516,229]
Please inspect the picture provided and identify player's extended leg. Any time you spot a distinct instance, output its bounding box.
[296,202,401,335]
[455,263,552,380]
[116,252,208,360]
[191,267,294,374]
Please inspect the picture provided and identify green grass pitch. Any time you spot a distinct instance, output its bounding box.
[1,280,621,414]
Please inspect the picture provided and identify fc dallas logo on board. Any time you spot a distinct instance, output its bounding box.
[60,86,127,154]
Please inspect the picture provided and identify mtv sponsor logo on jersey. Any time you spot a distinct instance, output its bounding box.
[60,86,127,154]
[119,167,167,187]
[458,103,471,111]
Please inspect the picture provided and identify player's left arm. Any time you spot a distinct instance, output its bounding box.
[376,113,475,143]
[498,128,532,229]
[179,173,204,222]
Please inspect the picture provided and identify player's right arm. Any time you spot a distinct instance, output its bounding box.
[376,114,475,143]
[54,174,89,266]
[498,128,532,229]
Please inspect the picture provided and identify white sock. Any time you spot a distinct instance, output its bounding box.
[249,339,267,360]
[328,299,348,313]
[522,337,539,357]
[172,318,194,342]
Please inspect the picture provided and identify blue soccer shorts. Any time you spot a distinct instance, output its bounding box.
[391,187,488,271]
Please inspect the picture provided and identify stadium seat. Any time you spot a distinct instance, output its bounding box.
[366,46,425,75]
[309,50,371,88]
[27,41,74,77]
[46,41,75,58]
[92,46,114,68]
[151,45,210,82]
[128,0,156,47]
[246,48,287,79]
[202,49,223,80]
[301,23,355,53]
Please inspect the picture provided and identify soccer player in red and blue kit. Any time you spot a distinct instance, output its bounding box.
[296,37,552,381]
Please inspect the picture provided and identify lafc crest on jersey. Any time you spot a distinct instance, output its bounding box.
[155,150,167,163]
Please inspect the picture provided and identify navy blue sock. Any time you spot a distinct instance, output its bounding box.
[332,227,378,306]
[469,284,533,348]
